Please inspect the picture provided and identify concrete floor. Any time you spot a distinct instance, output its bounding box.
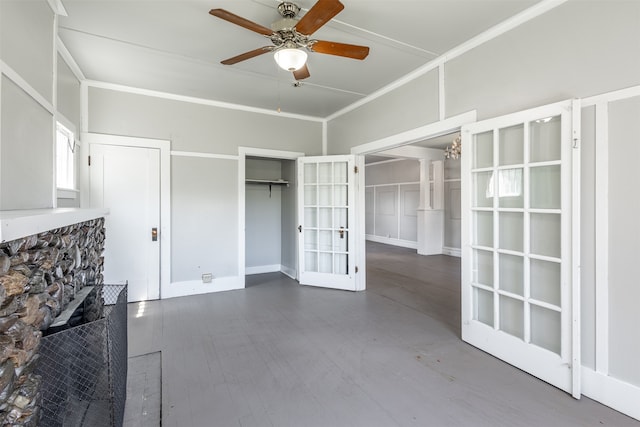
[125,242,639,426]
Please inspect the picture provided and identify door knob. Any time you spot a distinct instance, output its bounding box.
[151,227,158,241]
[339,227,345,239]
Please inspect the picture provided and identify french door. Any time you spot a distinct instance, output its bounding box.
[297,155,362,291]
[461,100,581,397]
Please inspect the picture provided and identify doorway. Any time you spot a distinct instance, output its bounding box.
[84,133,171,302]
[245,156,297,279]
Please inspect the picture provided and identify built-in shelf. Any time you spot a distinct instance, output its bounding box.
[246,179,289,197]
[0,208,109,243]
[245,179,289,186]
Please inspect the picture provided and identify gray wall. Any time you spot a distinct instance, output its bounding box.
[1,76,53,209]
[443,158,461,250]
[280,159,297,276]
[56,54,82,208]
[246,158,282,269]
[57,54,81,128]
[88,88,323,155]
[0,0,55,210]
[445,1,640,121]
[365,159,420,244]
[607,96,640,387]
[325,0,640,405]
[88,88,322,285]
[328,1,640,154]
[328,70,439,153]
[172,156,238,281]
[0,0,54,104]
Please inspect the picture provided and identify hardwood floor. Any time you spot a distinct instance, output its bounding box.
[125,242,638,426]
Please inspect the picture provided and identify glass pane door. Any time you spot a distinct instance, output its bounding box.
[462,100,579,396]
[298,155,357,290]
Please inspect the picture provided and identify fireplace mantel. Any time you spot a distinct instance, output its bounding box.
[0,207,109,243]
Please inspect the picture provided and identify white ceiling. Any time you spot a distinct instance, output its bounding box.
[59,0,540,118]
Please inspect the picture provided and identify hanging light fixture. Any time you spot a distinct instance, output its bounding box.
[274,40,307,71]
[444,135,462,159]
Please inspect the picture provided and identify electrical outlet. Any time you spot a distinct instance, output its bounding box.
[202,273,213,283]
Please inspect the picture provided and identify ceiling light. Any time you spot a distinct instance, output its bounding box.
[274,48,307,71]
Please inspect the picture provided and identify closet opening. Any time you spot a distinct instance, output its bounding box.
[244,155,298,285]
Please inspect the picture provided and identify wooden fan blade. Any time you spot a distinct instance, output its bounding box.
[209,9,273,36]
[293,64,310,80]
[221,47,272,65]
[311,40,369,60]
[295,0,344,36]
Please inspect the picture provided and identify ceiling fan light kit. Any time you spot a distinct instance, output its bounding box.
[209,0,369,80]
[274,47,308,71]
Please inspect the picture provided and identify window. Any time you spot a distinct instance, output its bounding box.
[56,121,76,191]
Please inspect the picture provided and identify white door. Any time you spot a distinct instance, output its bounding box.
[89,143,161,302]
[461,100,581,397]
[297,155,362,291]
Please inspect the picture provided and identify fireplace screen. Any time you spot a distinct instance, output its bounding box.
[35,284,127,427]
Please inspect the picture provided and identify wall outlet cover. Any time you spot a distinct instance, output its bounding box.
[202,273,213,283]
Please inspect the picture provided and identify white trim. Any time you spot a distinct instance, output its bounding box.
[442,246,461,257]
[245,264,281,275]
[170,150,238,161]
[0,208,109,243]
[281,264,297,280]
[365,181,420,188]
[327,0,567,121]
[571,98,582,399]
[57,37,86,81]
[85,80,324,123]
[582,368,640,421]
[582,84,640,107]
[351,111,477,155]
[163,276,243,299]
[594,102,609,374]
[365,158,406,166]
[238,147,305,290]
[366,234,417,250]
[438,64,445,121]
[52,14,59,208]
[83,133,171,300]
[322,120,328,155]
[46,0,68,16]
[0,60,54,115]
[57,188,79,200]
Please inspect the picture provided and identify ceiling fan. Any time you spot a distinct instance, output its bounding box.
[209,0,370,80]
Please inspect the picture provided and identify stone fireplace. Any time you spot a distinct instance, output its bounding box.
[0,209,109,425]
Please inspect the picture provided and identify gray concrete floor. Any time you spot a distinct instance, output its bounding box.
[125,242,639,426]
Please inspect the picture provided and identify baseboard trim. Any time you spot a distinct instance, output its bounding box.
[581,367,640,421]
[366,235,418,250]
[163,276,243,299]
[280,265,297,280]
[442,246,461,257]
[245,264,281,275]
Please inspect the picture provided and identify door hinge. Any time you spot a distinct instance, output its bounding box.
[354,166,359,173]
[88,155,91,166]
[355,266,359,273]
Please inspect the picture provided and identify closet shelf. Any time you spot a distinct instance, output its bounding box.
[246,179,289,198]
[245,179,289,186]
